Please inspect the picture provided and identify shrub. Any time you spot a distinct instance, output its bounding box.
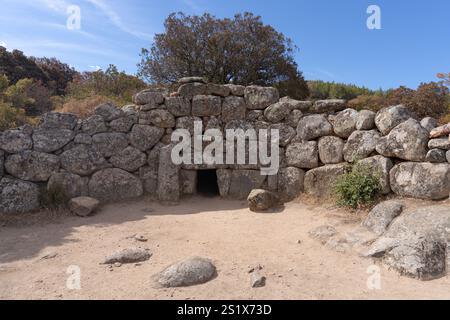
[40,185,69,210]
[348,94,387,112]
[334,164,382,209]
[0,102,31,130]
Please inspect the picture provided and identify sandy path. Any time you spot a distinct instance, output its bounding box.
[1,196,450,300]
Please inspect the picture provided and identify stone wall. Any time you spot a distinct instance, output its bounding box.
[0,77,449,214]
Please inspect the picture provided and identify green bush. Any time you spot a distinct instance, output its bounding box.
[334,164,382,209]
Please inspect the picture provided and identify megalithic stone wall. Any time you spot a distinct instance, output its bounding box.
[0,77,449,214]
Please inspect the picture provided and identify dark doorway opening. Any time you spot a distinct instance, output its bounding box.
[197,170,220,197]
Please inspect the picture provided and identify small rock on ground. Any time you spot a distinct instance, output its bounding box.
[103,248,152,265]
[69,197,100,217]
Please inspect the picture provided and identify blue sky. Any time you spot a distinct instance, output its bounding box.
[0,0,449,90]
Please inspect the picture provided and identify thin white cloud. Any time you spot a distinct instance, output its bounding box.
[0,41,7,48]
[89,65,101,71]
[182,0,202,12]
[84,0,153,40]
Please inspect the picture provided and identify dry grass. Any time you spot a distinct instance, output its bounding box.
[56,95,114,119]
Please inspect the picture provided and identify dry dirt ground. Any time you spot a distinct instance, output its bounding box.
[1,195,450,300]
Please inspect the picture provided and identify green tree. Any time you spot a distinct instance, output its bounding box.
[138,12,309,99]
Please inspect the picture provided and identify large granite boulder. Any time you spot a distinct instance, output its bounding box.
[207,83,231,97]
[47,172,89,199]
[60,145,109,176]
[129,125,165,151]
[428,138,450,150]
[224,84,245,96]
[366,206,450,280]
[0,150,3,177]
[270,123,296,147]
[157,145,180,203]
[375,105,414,135]
[221,96,246,123]
[304,163,349,197]
[192,95,222,116]
[358,155,394,194]
[362,201,404,235]
[165,96,191,117]
[175,116,202,136]
[39,112,78,130]
[277,167,305,202]
[356,110,376,130]
[92,133,128,157]
[390,162,450,200]
[88,168,143,202]
[228,170,267,200]
[376,119,429,161]
[286,109,304,128]
[109,146,147,172]
[247,189,280,212]
[312,100,346,113]
[0,129,33,153]
[318,136,345,164]
[329,108,358,138]
[343,130,380,162]
[81,115,108,135]
[5,151,60,182]
[279,97,312,112]
[109,115,137,133]
[133,90,165,108]
[297,115,333,141]
[244,86,279,110]
[286,142,319,169]
[177,82,207,99]
[420,117,438,132]
[447,150,450,163]
[0,178,40,214]
[32,129,75,153]
[95,103,124,121]
[426,149,447,163]
[264,101,291,123]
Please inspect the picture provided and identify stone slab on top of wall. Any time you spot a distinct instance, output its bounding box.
[0,77,449,214]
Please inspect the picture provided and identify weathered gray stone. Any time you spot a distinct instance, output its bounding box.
[74,133,92,145]
[329,108,358,138]
[177,82,207,99]
[47,172,89,199]
[89,168,143,202]
[121,105,138,116]
[312,100,346,113]
[277,167,305,202]
[0,150,3,177]
[95,103,124,121]
[358,155,394,194]
[244,86,279,110]
[428,138,450,150]
[228,170,266,200]
[375,105,414,135]
[109,146,147,172]
[81,115,108,135]
[192,95,222,117]
[39,112,78,130]
[279,97,312,112]
[180,170,197,195]
[175,116,202,136]
[447,150,450,163]
[270,123,296,147]
[286,109,303,128]
[103,248,152,264]
[178,77,206,84]
[32,129,75,153]
[129,125,165,151]
[92,133,128,157]
[157,145,180,203]
[222,96,246,123]
[0,178,40,214]
[0,129,33,153]
[343,130,380,162]
[140,109,175,128]
[109,115,137,132]
[318,136,345,164]
[5,151,60,182]
[286,142,319,169]
[247,189,280,212]
[264,101,290,123]
[426,149,447,163]
[154,257,216,288]
[366,206,450,280]
[139,166,158,195]
[304,163,349,197]
[247,110,264,122]
[250,271,266,288]
[133,90,165,106]
[356,110,376,130]
[376,119,429,161]
[309,225,338,244]
[297,115,333,141]
[165,96,191,117]
[206,83,231,97]
[224,84,245,96]
[69,197,100,217]
[217,169,231,197]
[390,162,450,200]
[60,145,109,176]
[362,201,404,235]
[420,117,438,132]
